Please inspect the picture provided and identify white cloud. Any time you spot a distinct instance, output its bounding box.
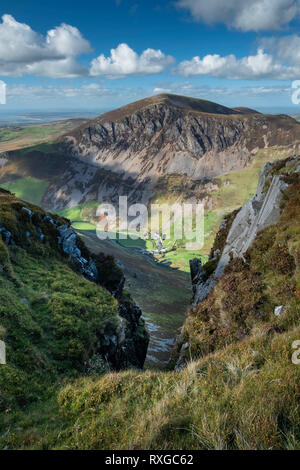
[176,0,300,31]
[176,48,300,80]
[90,43,175,76]
[153,82,290,100]
[0,14,90,77]
[153,87,172,94]
[25,58,88,79]
[6,83,115,101]
[46,23,91,57]
[262,35,300,66]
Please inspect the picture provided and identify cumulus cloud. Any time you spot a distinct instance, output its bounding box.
[0,14,91,77]
[261,35,300,66]
[176,48,300,80]
[176,0,300,31]
[90,43,175,76]
[46,23,91,57]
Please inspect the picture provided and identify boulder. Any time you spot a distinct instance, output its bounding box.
[57,224,99,282]
[43,215,57,227]
[274,306,286,317]
[0,227,11,245]
[22,207,33,218]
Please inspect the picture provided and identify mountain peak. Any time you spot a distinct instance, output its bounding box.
[92,93,240,125]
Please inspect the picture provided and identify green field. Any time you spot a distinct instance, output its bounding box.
[0,125,56,143]
[0,177,49,205]
[19,142,55,154]
[0,119,89,152]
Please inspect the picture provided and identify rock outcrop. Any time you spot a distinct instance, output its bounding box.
[191,154,300,306]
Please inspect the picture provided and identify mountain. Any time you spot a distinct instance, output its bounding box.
[47,93,300,209]
[1,93,300,213]
[1,155,299,450]
[0,189,149,412]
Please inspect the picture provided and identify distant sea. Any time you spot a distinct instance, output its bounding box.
[0,110,107,127]
[0,107,298,127]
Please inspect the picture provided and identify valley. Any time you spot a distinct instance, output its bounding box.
[1,95,300,369]
[77,230,191,368]
[2,0,300,452]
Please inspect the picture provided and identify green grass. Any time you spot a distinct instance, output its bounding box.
[0,126,56,143]
[71,221,97,230]
[0,157,299,450]
[0,177,49,205]
[1,324,299,450]
[19,142,55,154]
[0,189,136,419]
[57,201,99,228]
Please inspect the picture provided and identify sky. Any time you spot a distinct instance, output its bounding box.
[1,0,300,112]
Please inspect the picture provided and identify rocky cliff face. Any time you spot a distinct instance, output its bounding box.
[190,154,300,306]
[175,154,300,370]
[38,93,300,210]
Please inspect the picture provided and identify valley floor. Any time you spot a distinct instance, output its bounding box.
[77,229,191,368]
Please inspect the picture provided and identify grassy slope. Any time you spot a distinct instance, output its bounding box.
[0,177,49,206]
[1,157,299,450]
[0,190,125,422]
[2,316,299,449]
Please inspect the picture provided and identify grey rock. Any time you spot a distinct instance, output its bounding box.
[214,169,290,278]
[193,278,216,306]
[0,226,11,245]
[22,207,33,218]
[36,227,45,241]
[190,156,300,306]
[274,306,286,316]
[190,258,207,291]
[117,260,125,272]
[43,215,57,227]
[57,224,99,282]
[190,257,216,305]
[174,342,190,371]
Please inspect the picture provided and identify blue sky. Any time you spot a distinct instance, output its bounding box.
[1,0,300,112]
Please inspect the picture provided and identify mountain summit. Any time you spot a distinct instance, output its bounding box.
[90,93,243,123]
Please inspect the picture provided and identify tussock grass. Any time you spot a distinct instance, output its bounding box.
[1,326,299,450]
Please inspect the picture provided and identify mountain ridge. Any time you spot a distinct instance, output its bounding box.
[1,94,300,214]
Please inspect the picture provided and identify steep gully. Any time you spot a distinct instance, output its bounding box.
[77,230,191,368]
